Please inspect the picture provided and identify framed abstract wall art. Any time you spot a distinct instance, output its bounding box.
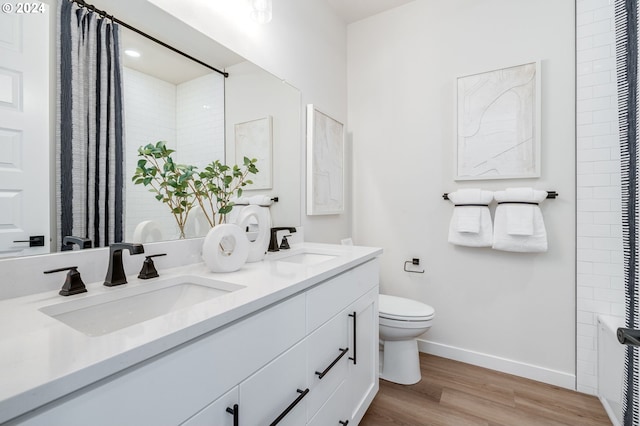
[234,116,273,190]
[455,61,541,180]
[306,104,344,215]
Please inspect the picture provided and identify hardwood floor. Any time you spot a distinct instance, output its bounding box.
[361,353,611,426]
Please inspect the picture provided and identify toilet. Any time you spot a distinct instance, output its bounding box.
[378,294,435,385]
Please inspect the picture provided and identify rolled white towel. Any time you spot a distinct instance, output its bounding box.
[248,195,273,206]
[447,189,494,247]
[230,196,250,206]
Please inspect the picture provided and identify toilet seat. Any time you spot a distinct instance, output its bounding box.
[379,294,435,322]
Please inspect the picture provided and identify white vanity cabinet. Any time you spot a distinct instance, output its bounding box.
[10,295,307,426]
[179,387,239,426]
[308,381,350,426]
[346,287,379,424]
[8,258,379,426]
[306,260,379,425]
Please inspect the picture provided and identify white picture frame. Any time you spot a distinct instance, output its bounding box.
[234,116,273,190]
[455,61,541,180]
[306,104,344,215]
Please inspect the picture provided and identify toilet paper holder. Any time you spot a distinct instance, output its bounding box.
[404,258,425,274]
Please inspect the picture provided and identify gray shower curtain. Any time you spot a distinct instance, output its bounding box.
[56,0,124,249]
[615,0,640,425]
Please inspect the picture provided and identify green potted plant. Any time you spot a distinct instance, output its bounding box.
[193,157,259,227]
[132,141,258,238]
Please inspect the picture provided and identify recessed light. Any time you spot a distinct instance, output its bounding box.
[124,49,141,58]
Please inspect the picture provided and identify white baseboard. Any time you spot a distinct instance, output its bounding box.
[417,339,576,390]
[599,395,623,426]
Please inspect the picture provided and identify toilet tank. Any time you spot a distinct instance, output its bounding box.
[597,314,625,426]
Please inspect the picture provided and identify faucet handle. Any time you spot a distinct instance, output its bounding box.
[44,266,87,296]
[138,254,167,280]
[279,235,292,250]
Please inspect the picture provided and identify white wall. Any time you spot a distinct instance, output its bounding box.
[349,0,576,388]
[146,0,351,243]
[576,0,624,395]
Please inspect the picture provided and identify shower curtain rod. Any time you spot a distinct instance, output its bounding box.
[70,0,229,78]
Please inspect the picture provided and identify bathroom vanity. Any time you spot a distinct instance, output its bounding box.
[0,243,381,425]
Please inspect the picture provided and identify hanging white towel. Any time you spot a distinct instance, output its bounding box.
[447,189,494,247]
[492,188,548,253]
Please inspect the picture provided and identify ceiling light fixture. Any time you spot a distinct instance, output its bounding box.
[250,0,272,24]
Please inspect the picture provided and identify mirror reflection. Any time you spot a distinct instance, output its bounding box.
[0,0,301,258]
[121,27,226,243]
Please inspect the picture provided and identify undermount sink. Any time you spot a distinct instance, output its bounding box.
[275,252,338,266]
[39,276,245,336]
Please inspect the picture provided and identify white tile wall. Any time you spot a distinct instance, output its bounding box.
[576,0,625,395]
[122,69,225,242]
[176,73,225,169]
[123,68,179,241]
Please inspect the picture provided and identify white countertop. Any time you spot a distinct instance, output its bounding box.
[0,242,382,423]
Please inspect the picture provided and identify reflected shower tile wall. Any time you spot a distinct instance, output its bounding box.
[123,68,178,241]
[176,72,225,168]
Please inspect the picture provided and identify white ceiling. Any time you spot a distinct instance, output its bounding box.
[120,28,215,85]
[325,0,415,23]
[100,0,418,84]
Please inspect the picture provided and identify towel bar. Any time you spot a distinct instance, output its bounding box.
[442,191,558,200]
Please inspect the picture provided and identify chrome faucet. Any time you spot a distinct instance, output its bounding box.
[268,227,297,252]
[104,243,144,287]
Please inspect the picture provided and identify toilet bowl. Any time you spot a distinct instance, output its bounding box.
[379,294,435,385]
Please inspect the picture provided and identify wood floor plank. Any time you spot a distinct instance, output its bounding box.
[361,353,612,426]
[440,387,566,426]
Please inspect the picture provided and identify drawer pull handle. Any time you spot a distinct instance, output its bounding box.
[349,311,357,365]
[315,347,349,379]
[225,404,239,426]
[339,421,349,425]
[269,388,309,426]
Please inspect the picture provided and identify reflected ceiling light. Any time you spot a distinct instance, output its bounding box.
[250,0,272,24]
[124,49,141,58]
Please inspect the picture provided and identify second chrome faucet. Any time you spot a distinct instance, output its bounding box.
[104,243,145,287]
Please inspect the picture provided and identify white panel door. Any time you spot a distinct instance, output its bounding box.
[0,5,50,257]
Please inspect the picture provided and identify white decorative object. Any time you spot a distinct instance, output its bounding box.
[306,104,344,215]
[132,220,163,243]
[235,205,272,262]
[183,205,211,238]
[202,224,249,272]
[235,116,272,190]
[455,62,541,180]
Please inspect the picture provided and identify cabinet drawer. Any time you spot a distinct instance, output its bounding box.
[239,340,308,426]
[13,294,306,426]
[307,380,350,426]
[181,387,238,426]
[306,309,349,420]
[306,259,378,332]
